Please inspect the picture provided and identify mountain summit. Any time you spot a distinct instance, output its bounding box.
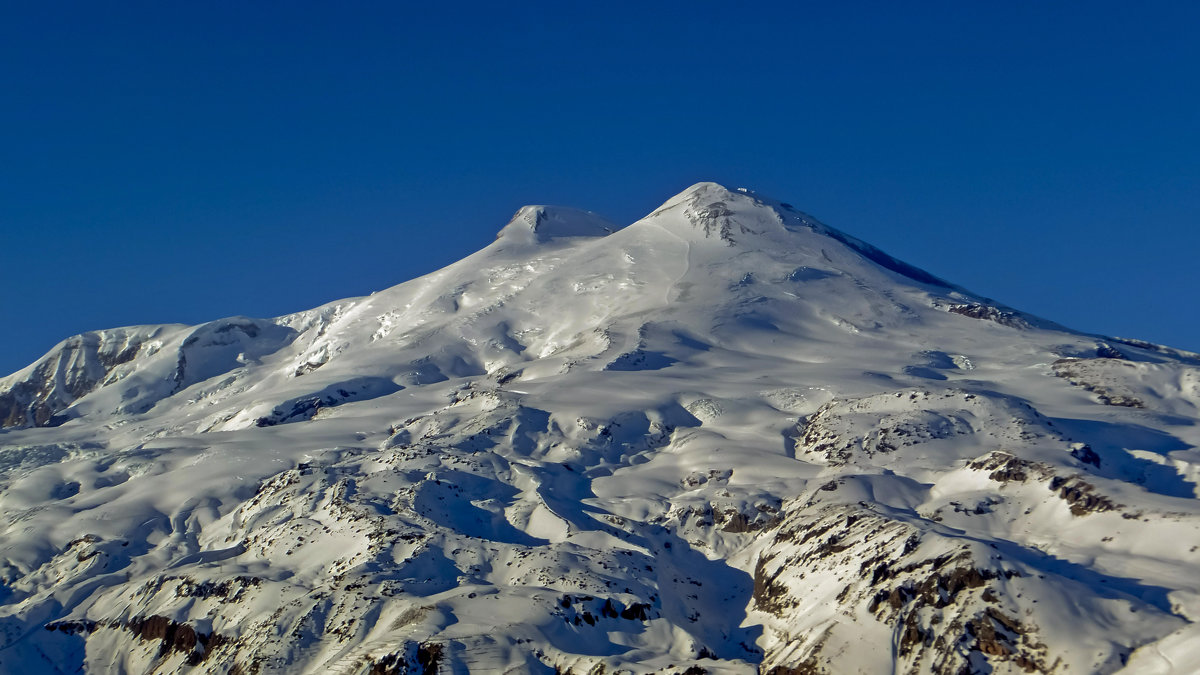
[2,185,1199,674]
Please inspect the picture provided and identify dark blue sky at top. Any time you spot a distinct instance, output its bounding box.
[2,2,1198,376]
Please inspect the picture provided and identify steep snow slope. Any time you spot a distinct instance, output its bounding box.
[2,183,1199,674]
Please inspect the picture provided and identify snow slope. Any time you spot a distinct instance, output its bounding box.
[2,182,1199,674]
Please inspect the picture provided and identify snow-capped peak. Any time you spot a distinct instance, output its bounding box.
[494,204,617,246]
[639,181,792,246]
[2,184,1199,675]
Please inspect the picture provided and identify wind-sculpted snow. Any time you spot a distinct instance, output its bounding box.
[2,183,1200,674]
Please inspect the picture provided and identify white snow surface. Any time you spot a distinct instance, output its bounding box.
[1,182,1199,674]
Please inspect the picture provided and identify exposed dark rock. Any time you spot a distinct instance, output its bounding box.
[1070,444,1101,468]
[45,614,230,665]
[1052,359,1146,408]
[174,575,262,601]
[256,396,326,427]
[1105,336,1200,365]
[717,507,781,533]
[365,642,444,675]
[1095,343,1127,360]
[44,619,98,635]
[754,504,1056,674]
[368,651,405,675]
[946,303,1031,329]
[416,643,443,673]
[0,331,154,429]
[1049,476,1120,516]
[898,611,927,656]
[752,554,795,616]
[968,452,1053,483]
[684,198,753,244]
[619,602,651,621]
[762,658,823,675]
[255,378,403,426]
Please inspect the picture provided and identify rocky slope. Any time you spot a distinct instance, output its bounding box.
[2,183,1199,674]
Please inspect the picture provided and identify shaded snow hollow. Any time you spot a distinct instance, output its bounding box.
[495,205,617,245]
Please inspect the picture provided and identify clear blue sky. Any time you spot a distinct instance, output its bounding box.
[3,2,1198,376]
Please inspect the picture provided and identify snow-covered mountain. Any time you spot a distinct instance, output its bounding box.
[3,182,1200,674]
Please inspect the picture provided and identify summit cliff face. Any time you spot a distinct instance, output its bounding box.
[2,183,1200,674]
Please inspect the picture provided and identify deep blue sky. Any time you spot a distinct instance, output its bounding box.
[3,2,1198,376]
